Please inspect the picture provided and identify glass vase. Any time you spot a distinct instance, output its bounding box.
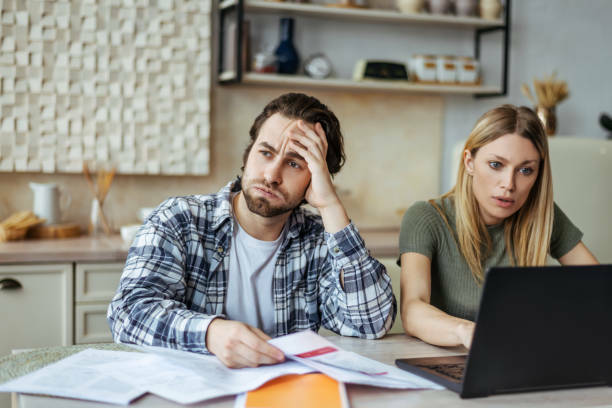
[89,198,112,235]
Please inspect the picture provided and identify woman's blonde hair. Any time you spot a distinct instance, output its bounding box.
[435,104,554,283]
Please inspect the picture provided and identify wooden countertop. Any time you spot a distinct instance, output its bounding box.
[0,227,399,264]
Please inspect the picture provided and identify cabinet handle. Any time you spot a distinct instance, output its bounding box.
[0,278,22,291]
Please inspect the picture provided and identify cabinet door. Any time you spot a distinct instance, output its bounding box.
[75,304,115,344]
[74,262,123,344]
[75,262,124,303]
[378,257,405,334]
[0,263,73,356]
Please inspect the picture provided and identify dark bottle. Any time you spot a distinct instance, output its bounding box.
[274,18,300,75]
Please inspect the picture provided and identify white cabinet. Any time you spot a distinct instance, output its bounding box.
[0,261,124,356]
[0,264,73,356]
[74,263,124,344]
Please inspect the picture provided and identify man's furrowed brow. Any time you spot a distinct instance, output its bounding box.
[286,151,306,162]
[258,141,278,153]
[258,140,305,162]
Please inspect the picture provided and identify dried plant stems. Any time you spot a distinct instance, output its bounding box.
[521,83,536,104]
[522,71,569,109]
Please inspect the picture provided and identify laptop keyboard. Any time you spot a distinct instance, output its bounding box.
[417,363,465,381]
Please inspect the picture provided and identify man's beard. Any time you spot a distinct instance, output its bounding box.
[242,180,302,217]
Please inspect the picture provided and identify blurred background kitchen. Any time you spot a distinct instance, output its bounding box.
[0,2,611,404]
[1,0,610,235]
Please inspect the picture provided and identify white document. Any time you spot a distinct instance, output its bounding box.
[0,347,314,405]
[0,349,146,405]
[121,345,315,405]
[269,330,443,390]
[0,331,440,405]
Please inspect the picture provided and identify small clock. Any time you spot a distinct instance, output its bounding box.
[304,53,333,79]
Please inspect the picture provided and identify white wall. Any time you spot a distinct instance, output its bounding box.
[441,0,612,192]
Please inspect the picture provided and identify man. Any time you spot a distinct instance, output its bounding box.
[108,93,396,368]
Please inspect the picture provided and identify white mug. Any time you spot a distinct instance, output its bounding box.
[29,182,71,225]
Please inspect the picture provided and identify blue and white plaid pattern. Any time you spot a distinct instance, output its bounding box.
[107,179,396,353]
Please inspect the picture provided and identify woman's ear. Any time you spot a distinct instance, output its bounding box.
[464,150,475,175]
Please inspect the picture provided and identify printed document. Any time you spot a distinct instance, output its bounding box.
[0,331,440,405]
[270,330,442,390]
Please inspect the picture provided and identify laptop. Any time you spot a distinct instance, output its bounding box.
[395,264,612,398]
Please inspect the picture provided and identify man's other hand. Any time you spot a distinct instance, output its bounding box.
[206,319,285,368]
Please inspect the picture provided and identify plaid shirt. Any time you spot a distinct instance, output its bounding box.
[108,179,396,353]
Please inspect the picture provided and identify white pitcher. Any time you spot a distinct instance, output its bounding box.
[29,183,71,225]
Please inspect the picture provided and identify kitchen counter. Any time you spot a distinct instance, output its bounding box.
[0,235,130,264]
[0,227,400,264]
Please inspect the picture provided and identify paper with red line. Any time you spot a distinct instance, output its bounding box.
[269,330,442,390]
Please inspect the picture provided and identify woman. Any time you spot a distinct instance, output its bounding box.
[399,105,598,349]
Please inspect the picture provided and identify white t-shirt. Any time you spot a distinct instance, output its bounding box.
[225,210,285,335]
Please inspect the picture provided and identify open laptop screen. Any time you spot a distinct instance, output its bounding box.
[397,264,612,398]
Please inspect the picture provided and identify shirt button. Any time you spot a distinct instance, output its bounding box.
[217,246,224,254]
[333,247,340,253]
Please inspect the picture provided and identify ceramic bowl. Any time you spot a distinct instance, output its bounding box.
[120,224,141,245]
[138,207,155,222]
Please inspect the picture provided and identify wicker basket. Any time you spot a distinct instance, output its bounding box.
[0,226,28,242]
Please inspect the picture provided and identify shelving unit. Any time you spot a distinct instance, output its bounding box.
[222,0,504,27]
[218,0,511,97]
[241,72,502,94]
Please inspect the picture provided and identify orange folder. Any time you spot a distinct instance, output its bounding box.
[245,373,349,408]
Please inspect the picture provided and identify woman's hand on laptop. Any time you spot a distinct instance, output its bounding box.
[206,318,285,368]
[456,321,475,349]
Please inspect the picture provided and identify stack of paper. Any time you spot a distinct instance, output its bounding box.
[0,331,441,405]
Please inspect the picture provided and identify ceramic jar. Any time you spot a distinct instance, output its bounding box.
[29,182,71,225]
[479,0,502,20]
[428,0,451,14]
[457,57,479,83]
[396,0,424,14]
[410,54,437,82]
[436,55,457,83]
[455,0,478,16]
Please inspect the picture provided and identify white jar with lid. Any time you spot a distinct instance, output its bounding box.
[436,55,457,83]
[410,54,437,82]
[457,57,480,83]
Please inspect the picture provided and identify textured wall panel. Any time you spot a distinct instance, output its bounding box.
[0,0,211,175]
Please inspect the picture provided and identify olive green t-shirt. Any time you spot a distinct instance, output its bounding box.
[399,197,583,321]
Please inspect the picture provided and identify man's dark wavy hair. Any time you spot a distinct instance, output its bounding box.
[242,93,346,176]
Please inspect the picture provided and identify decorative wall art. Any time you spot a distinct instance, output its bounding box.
[0,0,211,175]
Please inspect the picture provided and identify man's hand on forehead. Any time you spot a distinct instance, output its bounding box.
[275,119,325,162]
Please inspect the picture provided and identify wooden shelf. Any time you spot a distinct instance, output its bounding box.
[225,72,502,95]
[218,0,511,96]
[220,0,504,28]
